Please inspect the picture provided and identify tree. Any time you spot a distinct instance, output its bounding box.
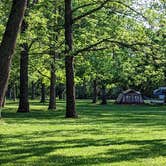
[17,0,37,113]
[0,0,27,107]
[64,0,77,118]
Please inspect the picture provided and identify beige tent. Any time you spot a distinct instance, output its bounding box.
[117,89,144,104]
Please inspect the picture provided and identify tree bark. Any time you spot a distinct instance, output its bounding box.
[101,84,107,105]
[65,56,77,117]
[48,64,56,110]
[2,97,6,108]
[40,82,46,103]
[64,0,77,118]
[0,0,27,107]
[92,79,98,103]
[17,43,29,113]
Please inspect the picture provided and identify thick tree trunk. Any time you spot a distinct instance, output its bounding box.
[64,0,77,118]
[92,79,98,103]
[65,56,77,117]
[48,64,56,110]
[2,97,6,108]
[31,81,35,100]
[17,43,29,113]
[101,84,107,105]
[0,0,27,107]
[40,83,46,103]
[17,0,30,113]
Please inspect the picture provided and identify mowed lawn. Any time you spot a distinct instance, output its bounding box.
[0,100,166,166]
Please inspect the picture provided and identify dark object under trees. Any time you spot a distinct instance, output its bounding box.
[64,0,77,118]
[0,0,27,107]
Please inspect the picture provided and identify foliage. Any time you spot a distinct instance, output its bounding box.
[0,0,165,97]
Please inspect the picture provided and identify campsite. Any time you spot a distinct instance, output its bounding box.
[0,0,166,166]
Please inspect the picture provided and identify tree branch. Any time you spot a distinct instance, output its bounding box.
[73,0,111,23]
[72,2,97,13]
[31,64,50,80]
[73,38,152,56]
[28,38,37,50]
[114,0,148,21]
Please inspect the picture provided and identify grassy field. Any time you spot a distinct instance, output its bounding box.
[0,100,166,166]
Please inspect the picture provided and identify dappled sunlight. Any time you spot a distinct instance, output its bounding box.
[1,100,166,165]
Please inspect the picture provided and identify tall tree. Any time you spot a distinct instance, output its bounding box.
[17,1,30,113]
[0,0,27,107]
[17,0,38,113]
[64,0,77,118]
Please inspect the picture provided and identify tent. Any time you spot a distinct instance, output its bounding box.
[116,89,144,104]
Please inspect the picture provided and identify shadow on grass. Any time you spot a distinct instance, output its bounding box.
[1,135,166,165]
[2,100,166,128]
[1,101,166,165]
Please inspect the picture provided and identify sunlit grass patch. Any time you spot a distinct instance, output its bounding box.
[0,100,166,166]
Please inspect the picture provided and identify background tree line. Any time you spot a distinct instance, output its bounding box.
[0,0,165,117]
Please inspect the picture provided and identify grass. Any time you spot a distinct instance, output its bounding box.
[0,100,166,166]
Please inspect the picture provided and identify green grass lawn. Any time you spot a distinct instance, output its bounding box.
[0,100,166,166]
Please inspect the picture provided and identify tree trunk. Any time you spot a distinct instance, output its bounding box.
[65,56,77,117]
[12,83,16,101]
[2,97,6,108]
[15,84,18,99]
[64,0,77,118]
[17,43,29,113]
[92,79,98,103]
[101,84,107,105]
[40,83,46,103]
[0,0,27,107]
[31,81,35,100]
[83,79,87,99]
[48,64,56,110]
[7,85,12,100]
[58,83,64,100]
[17,0,33,112]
